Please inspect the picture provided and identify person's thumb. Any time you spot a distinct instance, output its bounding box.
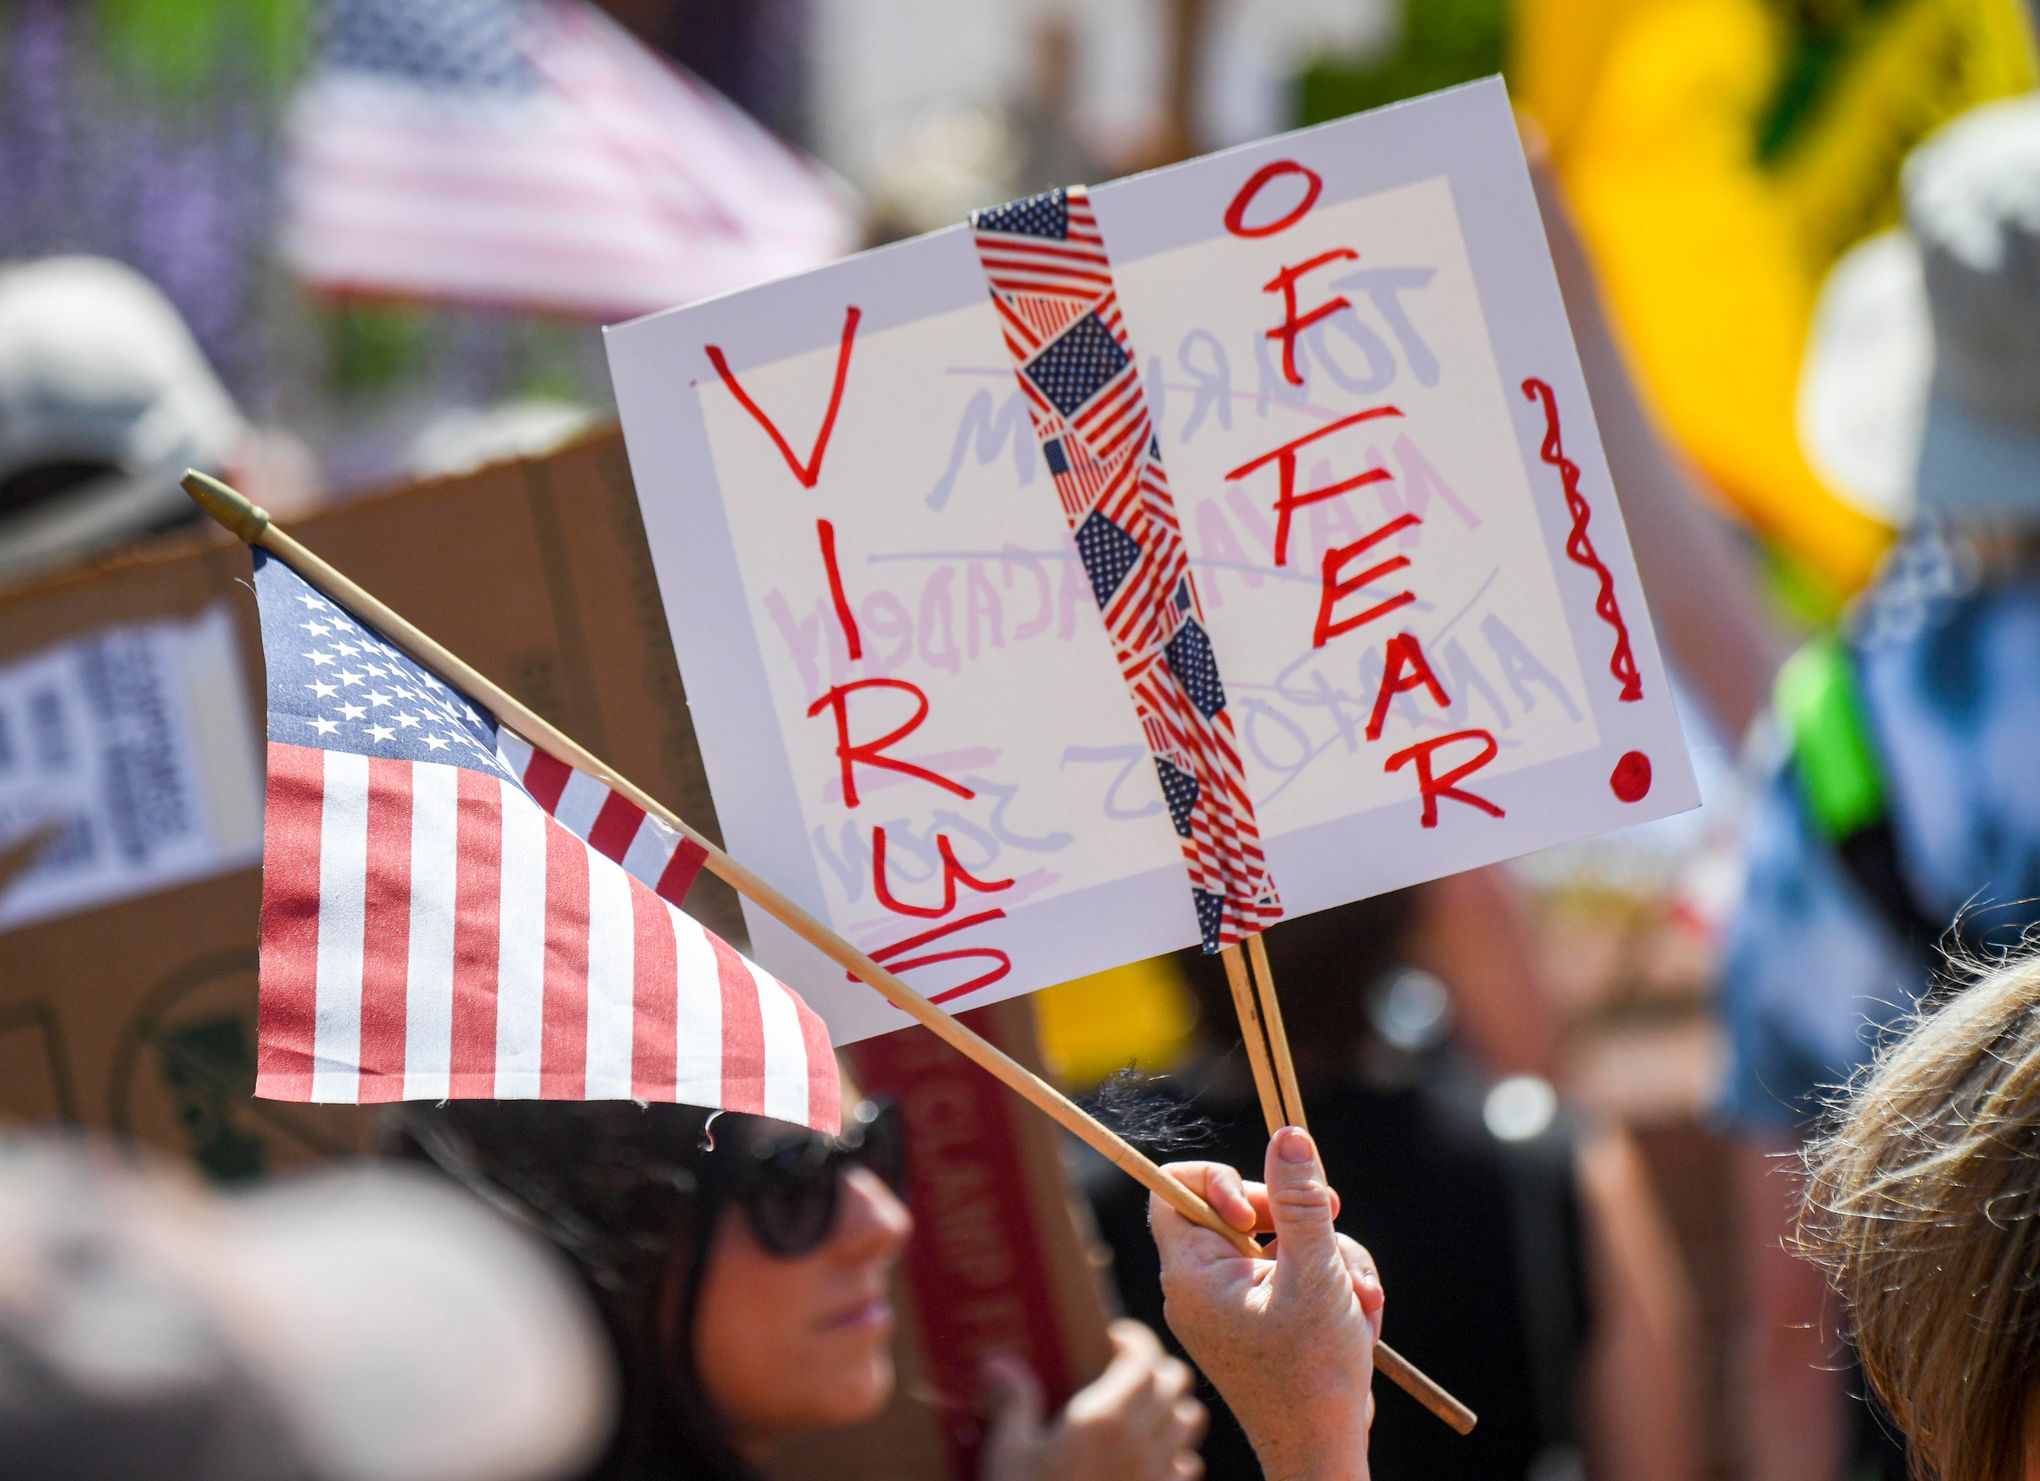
[1265,1127,1345,1300]
[979,1351,1047,1476]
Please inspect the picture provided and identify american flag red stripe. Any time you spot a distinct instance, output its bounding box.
[627,882,677,1099]
[709,932,768,1115]
[1016,374,1056,421]
[447,768,499,1094]
[1095,291,1127,339]
[357,757,413,1104]
[256,739,323,1099]
[539,818,590,1097]
[970,185,1280,951]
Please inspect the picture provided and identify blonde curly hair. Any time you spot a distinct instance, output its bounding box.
[1799,951,2040,1480]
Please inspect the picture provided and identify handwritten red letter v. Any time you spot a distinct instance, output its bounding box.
[704,305,862,489]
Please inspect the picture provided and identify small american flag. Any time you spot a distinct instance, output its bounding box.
[283,0,858,320]
[251,550,840,1132]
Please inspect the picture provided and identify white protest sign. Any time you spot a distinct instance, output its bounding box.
[607,79,1697,1044]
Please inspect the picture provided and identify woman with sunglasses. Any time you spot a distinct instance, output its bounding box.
[392,1096,1207,1481]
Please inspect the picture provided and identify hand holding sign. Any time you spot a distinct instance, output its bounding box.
[1150,1132,1386,1480]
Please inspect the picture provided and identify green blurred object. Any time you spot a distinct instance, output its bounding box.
[1761,539,1848,630]
[326,301,436,397]
[1756,0,1907,164]
[1295,0,1508,124]
[1775,632,1887,841]
[92,0,307,97]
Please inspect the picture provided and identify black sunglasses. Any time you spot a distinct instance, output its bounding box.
[721,1100,907,1259]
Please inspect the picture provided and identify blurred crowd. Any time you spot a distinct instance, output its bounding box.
[6,1,2040,1479]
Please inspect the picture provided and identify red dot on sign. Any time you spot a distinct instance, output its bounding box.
[1610,750,1652,803]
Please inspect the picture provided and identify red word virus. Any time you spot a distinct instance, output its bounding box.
[1220,160,1504,830]
[707,314,1015,1002]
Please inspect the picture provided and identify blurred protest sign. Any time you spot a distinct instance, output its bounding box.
[608,78,1697,1045]
[1515,0,2037,595]
[0,605,261,933]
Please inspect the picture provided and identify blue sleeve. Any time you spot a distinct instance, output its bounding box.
[1717,762,1921,1134]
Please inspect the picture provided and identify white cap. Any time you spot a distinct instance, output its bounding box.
[1798,97,2040,527]
[0,1138,617,1481]
[0,257,245,582]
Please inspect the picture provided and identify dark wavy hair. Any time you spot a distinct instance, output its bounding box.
[387,1101,769,1481]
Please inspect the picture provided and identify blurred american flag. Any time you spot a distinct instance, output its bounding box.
[283,0,859,320]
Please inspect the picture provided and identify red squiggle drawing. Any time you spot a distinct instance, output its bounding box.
[1521,376,1643,703]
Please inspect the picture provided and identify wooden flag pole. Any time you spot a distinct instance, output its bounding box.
[184,470,1474,1436]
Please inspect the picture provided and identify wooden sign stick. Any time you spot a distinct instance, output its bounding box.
[1218,943,1288,1130]
[1246,931,1308,1135]
[184,470,1474,1436]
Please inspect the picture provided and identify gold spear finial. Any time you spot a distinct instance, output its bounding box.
[180,469,271,544]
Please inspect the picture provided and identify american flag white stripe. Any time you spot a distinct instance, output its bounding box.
[402,761,459,1101]
[582,854,637,1098]
[669,902,727,1107]
[754,963,816,1128]
[622,816,681,894]
[493,783,551,1099]
[312,750,370,1102]
[551,764,612,839]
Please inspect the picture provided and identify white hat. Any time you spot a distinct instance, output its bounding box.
[0,257,245,583]
[1799,96,2040,527]
[0,1138,617,1481]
